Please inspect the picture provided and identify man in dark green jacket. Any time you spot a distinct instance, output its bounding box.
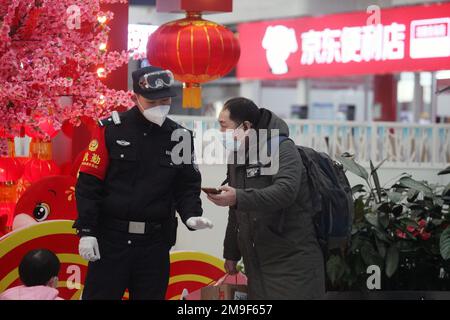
[207,97,325,300]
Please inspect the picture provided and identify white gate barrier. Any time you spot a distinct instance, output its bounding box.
[172,116,450,169]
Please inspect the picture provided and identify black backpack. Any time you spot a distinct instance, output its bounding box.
[277,136,354,255]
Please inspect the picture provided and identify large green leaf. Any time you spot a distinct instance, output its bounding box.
[337,156,369,180]
[373,227,390,242]
[375,237,387,258]
[350,235,363,253]
[326,254,346,286]
[399,218,419,228]
[438,166,450,175]
[385,245,399,278]
[388,173,411,189]
[365,213,379,228]
[378,212,389,229]
[406,189,419,203]
[387,191,403,204]
[399,177,433,198]
[440,227,450,260]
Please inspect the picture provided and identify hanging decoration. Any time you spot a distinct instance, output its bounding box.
[147,0,240,109]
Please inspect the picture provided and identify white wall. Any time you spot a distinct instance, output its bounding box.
[260,87,298,119]
[437,94,450,117]
[309,88,367,122]
[173,163,450,259]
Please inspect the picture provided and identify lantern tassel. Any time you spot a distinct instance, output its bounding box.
[182,83,202,109]
[30,138,53,160]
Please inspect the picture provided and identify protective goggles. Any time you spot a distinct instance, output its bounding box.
[138,70,174,91]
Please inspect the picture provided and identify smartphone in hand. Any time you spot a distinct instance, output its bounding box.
[201,187,222,195]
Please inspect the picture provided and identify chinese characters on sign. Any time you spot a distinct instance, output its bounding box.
[237,3,450,79]
[300,23,406,65]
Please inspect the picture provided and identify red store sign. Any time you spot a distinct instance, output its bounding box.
[237,3,450,79]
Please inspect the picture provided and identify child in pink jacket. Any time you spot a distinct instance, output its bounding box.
[0,249,63,300]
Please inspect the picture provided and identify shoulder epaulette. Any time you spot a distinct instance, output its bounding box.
[98,111,122,127]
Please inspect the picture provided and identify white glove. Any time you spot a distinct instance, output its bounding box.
[186,217,213,230]
[79,236,101,262]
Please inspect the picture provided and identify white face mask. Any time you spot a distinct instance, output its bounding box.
[220,123,245,151]
[142,105,170,126]
[221,131,241,151]
[137,98,170,126]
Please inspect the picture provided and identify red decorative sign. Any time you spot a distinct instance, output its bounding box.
[237,3,450,79]
[0,221,226,300]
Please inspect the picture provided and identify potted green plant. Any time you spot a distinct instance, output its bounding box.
[326,156,450,299]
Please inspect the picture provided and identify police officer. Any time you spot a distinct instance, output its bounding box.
[74,66,213,300]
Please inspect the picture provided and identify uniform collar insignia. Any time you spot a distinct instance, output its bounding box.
[116,140,131,146]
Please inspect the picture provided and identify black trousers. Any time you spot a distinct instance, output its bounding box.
[82,228,170,300]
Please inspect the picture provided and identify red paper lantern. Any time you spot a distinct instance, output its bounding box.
[0,158,24,182]
[15,157,31,166]
[23,159,60,183]
[147,12,240,109]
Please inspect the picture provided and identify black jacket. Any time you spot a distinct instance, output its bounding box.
[73,106,202,244]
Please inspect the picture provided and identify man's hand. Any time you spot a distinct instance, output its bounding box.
[224,259,239,275]
[186,217,214,230]
[79,236,101,262]
[207,186,237,207]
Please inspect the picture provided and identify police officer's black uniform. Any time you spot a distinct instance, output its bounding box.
[74,66,203,300]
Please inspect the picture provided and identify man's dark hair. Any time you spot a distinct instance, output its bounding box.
[19,249,60,287]
[223,97,260,127]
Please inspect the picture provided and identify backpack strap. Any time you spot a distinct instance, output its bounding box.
[267,135,291,157]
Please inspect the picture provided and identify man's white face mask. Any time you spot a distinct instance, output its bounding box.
[220,123,246,151]
[136,97,170,126]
